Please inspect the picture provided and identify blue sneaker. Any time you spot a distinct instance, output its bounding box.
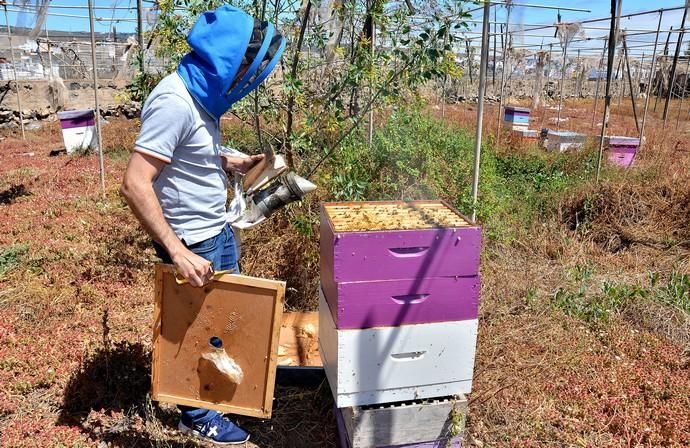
[178,413,250,445]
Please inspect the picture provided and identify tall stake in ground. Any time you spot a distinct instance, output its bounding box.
[596,0,620,183]
[556,45,568,131]
[3,4,25,140]
[471,0,491,223]
[137,0,144,72]
[591,39,608,130]
[623,37,641,133]
[655,26,673,112]
[675,54,690,129]
[496,1,512,144]
[662,1,689,121]
[639,10,663,151]
[87,0,106,199]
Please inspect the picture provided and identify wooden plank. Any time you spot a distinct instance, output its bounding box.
[341,396,467,447]
[151,265,163,399]
[277,312,321,367]
[319,290,477,408]
[151,264,285,418]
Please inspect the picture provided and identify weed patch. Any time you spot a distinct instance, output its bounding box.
[0,244,28,276]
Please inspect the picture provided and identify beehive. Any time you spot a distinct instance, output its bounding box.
[605,136,639,168]
[320,201,481,329]
[319,201,481,408]
[546,130,586,152]
[503,105,530,131]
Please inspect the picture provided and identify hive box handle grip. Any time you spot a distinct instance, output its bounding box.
[391,351,426,361]
[390,294,430,305]
[388,247,429,258]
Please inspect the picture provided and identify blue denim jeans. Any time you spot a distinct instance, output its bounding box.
[153,223,239,425]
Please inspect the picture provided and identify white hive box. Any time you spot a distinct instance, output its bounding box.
[57,109,98,154]
[319,289,478,408]
[546,130,585,152]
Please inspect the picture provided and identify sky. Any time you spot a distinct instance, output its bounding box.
[463,0,689,58]
[3,0,689,57]
[5,0,148,35]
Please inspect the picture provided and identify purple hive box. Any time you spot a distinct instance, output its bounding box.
[57,109,96,129]
[320,201,481,329]
[321,276,480,329]
[335,405,462,448]
[605,136,639,168]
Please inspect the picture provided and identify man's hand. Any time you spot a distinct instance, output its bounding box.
[170,247,214,287]
[221,154,264,174]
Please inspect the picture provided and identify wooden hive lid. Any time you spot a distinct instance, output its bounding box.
[323,200,474,232]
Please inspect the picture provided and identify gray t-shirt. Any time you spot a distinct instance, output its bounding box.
[135,72,228,245]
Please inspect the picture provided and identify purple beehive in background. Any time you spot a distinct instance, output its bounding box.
[605,136,640,168]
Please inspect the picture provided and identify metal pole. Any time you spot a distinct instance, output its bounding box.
[496,3,512,143]
[596,0,619,183]
[655,27,674,112]
[87,0,106,199]
[465,40,474,83]
[471,0,491,224]
[575,50,582,98]
[675,54,690,129]
[616,57,624,107]
[540,43,553,129]
[637,53,645,96]
[45,25,54,78]
[623,38,641,133]
[591,38,608,129]
[640,11,664,150]
[556,45,568,131]
[492,6,497,87]
[663,3,689,121]
[368,12,374,146]
[664,47,682,128]
[137,0,144,72]
[3,4,25,140]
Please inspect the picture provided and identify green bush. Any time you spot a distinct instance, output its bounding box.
[323,108,593,242]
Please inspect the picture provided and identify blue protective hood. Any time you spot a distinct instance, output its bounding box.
[177,6,285,121]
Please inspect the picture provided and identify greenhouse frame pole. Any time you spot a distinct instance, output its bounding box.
[3,4,25,140]
[471,0,491,223]
[639,10,663,150]
[596,0,620,183]
[87,0,106,199]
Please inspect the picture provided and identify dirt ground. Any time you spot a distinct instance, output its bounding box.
[0,98,688,447]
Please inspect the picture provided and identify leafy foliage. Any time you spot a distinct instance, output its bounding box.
[146,0,472,166]
[0,244,28,277]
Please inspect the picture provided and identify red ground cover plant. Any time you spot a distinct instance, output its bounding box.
[0,107,688,447]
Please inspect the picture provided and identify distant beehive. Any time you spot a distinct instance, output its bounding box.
[605,136,639,168]
[503,105,530,131]
[546,130,586,152]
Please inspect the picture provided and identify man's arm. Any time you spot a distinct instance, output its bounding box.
[120,152,214,287]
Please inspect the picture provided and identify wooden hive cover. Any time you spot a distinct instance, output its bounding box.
[152,264,285,418]
[323,200,472,232]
